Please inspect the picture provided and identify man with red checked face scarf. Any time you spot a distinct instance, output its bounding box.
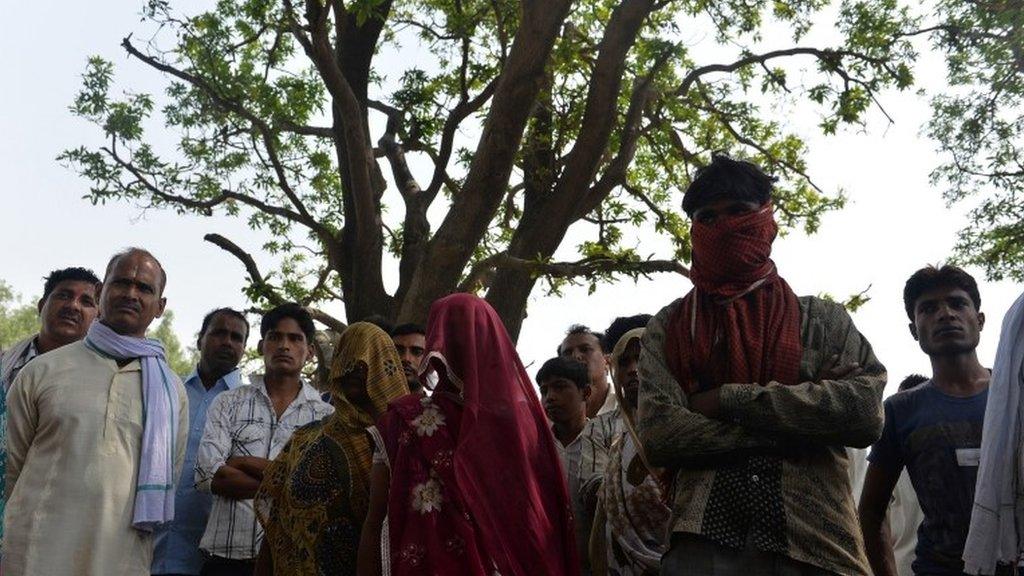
[635,155,887,576]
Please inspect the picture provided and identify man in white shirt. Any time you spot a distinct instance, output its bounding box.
[194,303,333,576]
[540,356,603,576]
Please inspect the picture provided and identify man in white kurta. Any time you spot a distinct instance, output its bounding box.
[3,248,188,576]
[4,339,189,575]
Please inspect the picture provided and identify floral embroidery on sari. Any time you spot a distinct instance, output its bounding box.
[411,477,444,514]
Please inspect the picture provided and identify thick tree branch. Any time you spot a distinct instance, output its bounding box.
[578,47,673,217]
[555,0,657,211]
[489,0,509,62]
[675,47,898,98]
[284,0,392,320]
[298,0,378,244]
[423,75,501,203]
[205,233,347,333]
[398,0,575,322]
[204,233,285,305]
[370,96,433,305]
[278,120,335,138]
[521,70,556,212]
[479,0,661,339]
[461,253,689,292]
[379,136,423,198]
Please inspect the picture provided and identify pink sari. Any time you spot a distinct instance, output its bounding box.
[377,293,580,576]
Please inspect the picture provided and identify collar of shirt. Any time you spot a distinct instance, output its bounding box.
[597,385,618,415]
[25,337,39,359]
[248,373,322,404]
[183,367,245,392]
[13,336,39,370]
[552,418,591,449]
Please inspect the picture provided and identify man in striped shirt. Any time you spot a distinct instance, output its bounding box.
[540,356,604,575]
[194,304,333,576]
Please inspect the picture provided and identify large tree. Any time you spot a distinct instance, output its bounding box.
[63,0,918,338]
[924,0,1024,282]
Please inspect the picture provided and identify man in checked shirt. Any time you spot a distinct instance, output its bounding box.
[194,303,333,576]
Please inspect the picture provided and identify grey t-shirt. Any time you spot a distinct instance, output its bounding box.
[869,381,986,576]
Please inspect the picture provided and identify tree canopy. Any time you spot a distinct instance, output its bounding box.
[63,0,929,338]
[924,0,1024,282]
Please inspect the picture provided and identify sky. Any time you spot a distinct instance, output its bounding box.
[2,1,1021,397]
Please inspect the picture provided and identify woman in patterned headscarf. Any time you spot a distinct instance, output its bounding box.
[254,322,409,576]
[592,324,671,576]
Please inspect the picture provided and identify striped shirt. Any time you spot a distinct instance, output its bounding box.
[195,375,333,560]
[555,412,621,574]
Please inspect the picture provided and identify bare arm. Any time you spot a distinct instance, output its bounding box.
[358,462,390,576]
[228,456,272,480]
[859,460,901,576]
[253,539,273,576]
[194,392,268,500]
[211,463,263,500]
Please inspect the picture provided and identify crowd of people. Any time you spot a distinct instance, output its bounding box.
[2,154,1024,576]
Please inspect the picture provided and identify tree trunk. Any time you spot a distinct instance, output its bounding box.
[396,1,574,325]
[486,0,657,339]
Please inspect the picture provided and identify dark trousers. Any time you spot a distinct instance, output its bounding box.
[199,555,255,576]
[660,534,836,576]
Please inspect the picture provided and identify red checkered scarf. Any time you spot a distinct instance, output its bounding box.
[666,204,802,394]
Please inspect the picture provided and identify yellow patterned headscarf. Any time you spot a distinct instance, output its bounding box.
[609,328,648,453]
[328,322,409,430]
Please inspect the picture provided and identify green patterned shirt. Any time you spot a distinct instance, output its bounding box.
[637,296,886,576]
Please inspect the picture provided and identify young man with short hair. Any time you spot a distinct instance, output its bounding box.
[5,249,188,575]
[391,323,426,393]
[539,356,596,575]
[195,303,333,576]
[638,155,886,574]
[1,266,101,390]
[153,308,250,576]
[860,265,1010,576]
[559,325,615,417]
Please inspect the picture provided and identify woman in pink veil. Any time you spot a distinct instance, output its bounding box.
[358,293,580,576]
